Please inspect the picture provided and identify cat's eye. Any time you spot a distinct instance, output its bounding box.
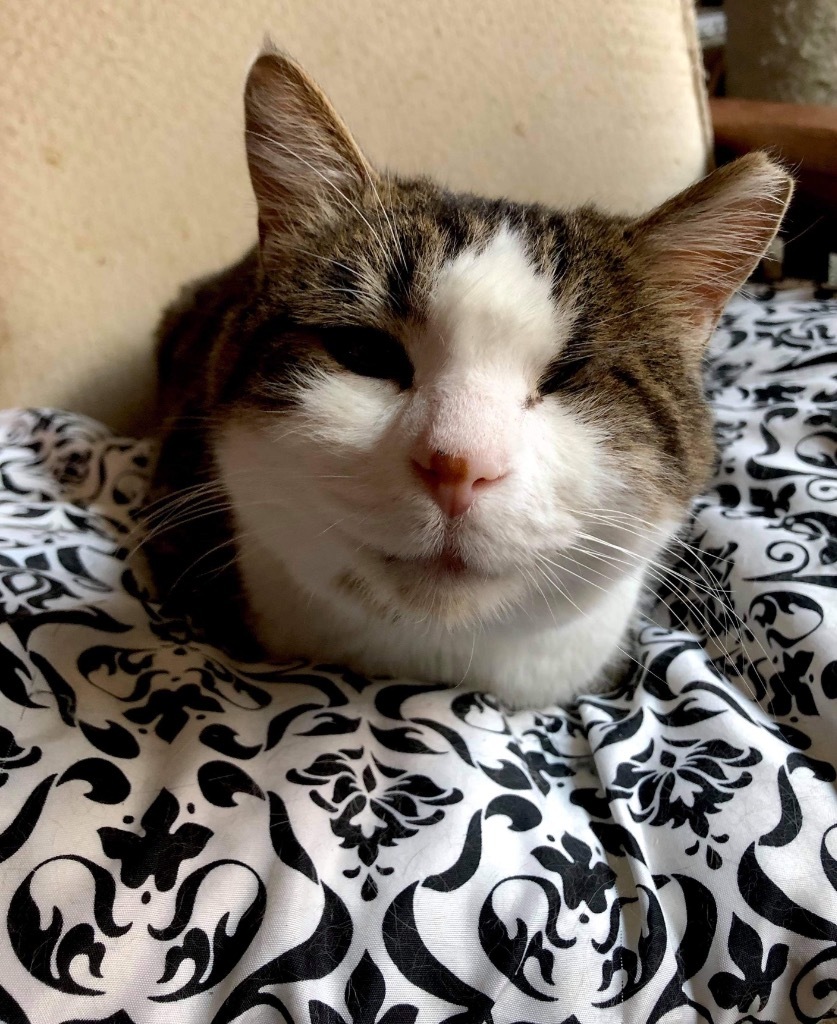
[538,355,587,396]
[319,326,414,389]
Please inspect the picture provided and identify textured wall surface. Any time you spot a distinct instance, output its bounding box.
[0,0,710,430]
[726,0,837,106]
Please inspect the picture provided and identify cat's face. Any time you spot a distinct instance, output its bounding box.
[212,50,791,633]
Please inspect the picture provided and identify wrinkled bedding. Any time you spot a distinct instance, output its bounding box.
[0,284,836,1023]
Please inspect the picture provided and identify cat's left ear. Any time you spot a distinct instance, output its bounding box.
[244,45,376,242]
[630,152,794,326]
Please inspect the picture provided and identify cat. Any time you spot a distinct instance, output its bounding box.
[147,46,792,709]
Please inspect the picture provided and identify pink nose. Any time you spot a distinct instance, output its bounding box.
[411,447,507,517]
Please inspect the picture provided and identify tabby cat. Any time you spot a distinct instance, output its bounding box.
[148,47,792,708]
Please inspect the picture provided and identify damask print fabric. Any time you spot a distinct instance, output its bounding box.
[0,283,836,1024]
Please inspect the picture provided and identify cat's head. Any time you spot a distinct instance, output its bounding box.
[215,48,792,630]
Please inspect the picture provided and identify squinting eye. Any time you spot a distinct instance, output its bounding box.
[319,326,414,389]
[538,355,586,396]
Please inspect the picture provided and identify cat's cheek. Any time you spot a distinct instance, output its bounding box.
[294,371,406,454]
[525,399,612,512]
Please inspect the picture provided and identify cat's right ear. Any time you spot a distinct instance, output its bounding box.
[244,45,375,243]
[629,152,793,328]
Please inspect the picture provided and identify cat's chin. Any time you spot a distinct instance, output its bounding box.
[338,547,525,628]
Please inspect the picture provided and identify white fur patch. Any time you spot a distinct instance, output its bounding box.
[398,225,578,471]
[421,224,574,381]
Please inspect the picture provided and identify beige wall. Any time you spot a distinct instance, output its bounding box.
[0,0,710,432]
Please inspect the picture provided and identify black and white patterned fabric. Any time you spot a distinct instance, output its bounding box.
[1,283,836,1024]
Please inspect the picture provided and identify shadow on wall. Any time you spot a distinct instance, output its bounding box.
[725,0,837,106]
[62,344,158,438]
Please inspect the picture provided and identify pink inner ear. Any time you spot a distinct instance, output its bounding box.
[657,204,783,321]
[634,153,794,323]
[244,50,374,239]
